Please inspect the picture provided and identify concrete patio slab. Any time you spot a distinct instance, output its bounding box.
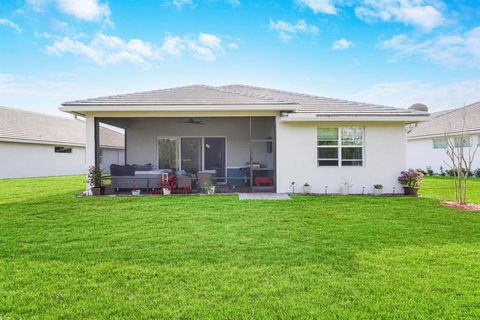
[238,193,291,200]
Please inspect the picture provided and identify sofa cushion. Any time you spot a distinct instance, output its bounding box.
[133,163,153,171]
[110,164,135,176]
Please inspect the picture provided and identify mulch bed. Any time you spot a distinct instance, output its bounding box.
[441,201,480,211]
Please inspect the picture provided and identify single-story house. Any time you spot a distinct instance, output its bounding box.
[407,102,480,173]
[0,106,125,178]
[59,85,429,194]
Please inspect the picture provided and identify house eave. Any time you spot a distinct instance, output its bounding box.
[0,137,84,147]
[280,113,430,123]
[407,127,480,140]
[59,103,298,115]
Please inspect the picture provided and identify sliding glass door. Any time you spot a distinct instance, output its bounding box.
[158,136,226,177]
[181,137,202,174]
[204,137,226,178]
[158,137,179,170]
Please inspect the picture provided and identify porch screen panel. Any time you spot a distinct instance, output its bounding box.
[158,138,179,170]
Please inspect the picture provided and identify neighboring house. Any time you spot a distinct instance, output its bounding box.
[0,107,125,178]
[407,102,480,173]
[59,84,428,194]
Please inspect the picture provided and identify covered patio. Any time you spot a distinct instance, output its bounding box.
[96,116,277,194]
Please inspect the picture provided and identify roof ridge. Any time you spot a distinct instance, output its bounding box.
[215,85,297,104]
[221,84,404,111]
[431,101,480,120]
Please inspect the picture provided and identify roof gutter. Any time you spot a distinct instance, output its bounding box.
[280,112,430,123]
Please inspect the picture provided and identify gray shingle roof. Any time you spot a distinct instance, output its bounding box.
[62,85,295,106]
[407,102,480,138]
[61,84,427,117]
[221,84,421,115]
[0,106,124,148]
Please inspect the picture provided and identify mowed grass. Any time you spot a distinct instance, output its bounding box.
[0,176,479,319]
[420,176,480,203]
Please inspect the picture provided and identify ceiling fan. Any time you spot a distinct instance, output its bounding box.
[179,118,205,125]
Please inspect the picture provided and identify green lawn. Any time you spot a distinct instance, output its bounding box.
[0,176,479,319]
[420,176,480,203]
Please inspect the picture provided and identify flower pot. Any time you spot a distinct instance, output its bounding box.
[403,187,418,196]
[131,189,141,196]
[373,188,383,196]
[91,187,102,196]
[303,185,311,194]
[207,186,215,195]
[162,188,171,195]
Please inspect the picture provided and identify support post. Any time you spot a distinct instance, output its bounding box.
[85,115,97,194]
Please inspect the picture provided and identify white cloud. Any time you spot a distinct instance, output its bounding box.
[355,0,444,30]
[26,0,111,22]
[227,42,239,49]
[168,0,193,9]
[296,0,336,15]
[380,27,480,68]
[57,0,110,21]
[0,18,22,33]
[46,34,162,65]
[198,33,222,49]
[269,19,318,42]
[331,38,354,50]
[227,0,241,6]
[161,36,185,56]
[351,79,480,111]
[46,32,234,64]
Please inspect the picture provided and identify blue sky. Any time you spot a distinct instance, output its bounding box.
[1,0,480,115]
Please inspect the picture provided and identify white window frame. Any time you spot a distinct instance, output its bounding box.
[317,127,365,167]
[433,137,447,149]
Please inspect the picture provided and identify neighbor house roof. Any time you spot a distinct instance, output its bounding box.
[0,106,124,148]
[407,102,480,139]
[60,84,429,121]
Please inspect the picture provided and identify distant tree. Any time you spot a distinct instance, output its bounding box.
[443,105,478,204]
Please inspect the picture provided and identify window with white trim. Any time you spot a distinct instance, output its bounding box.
[454,135,471,148]
[317,127,364,166]
[433,137,447,149]
[54,146,72,153]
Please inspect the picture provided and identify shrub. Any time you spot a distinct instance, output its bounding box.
[398,169,424,188]
[439,166,446,176]
[475,168,480,178]
[87,165,102,188]
[416,168,427,176]
[426,166,434,176]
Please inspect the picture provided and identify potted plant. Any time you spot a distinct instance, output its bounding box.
[373,184,383,195]
[131,180,141,196]
[161,180,171,195]
[87,165,104,196]
[303,182,311,194]
[340,178,352,195]
[201,181,215,195]
[398,169,424,196]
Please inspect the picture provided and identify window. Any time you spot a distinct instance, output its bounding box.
[433,137,447,149]
[54,146,72,153]
[317,127,364,166]
[454,135,471,148]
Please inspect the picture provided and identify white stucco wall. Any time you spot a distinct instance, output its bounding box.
[0,141,85,178]
[276,120,407,194]
[407,135,480,173]
[0,140,124,179]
